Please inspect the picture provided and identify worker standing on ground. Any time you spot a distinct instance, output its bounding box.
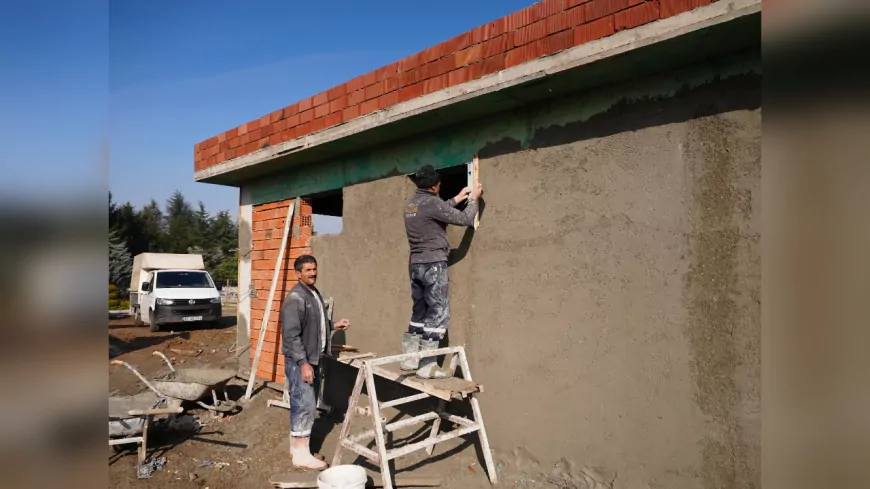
[402,164,483,379]
[281,254,350,470]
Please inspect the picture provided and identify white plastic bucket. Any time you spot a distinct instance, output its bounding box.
[316,464,368,489]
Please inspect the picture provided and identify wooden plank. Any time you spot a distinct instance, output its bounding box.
[245,199,297,400]
[369,363,480,402]
[269,473,442,488]
[467,154,480,229]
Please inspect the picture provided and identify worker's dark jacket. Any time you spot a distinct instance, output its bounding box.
[281,282,332,367]
[404,189,478,264]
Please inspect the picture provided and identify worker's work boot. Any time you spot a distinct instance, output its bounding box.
[401,332,421,371]
[290,436,328,470]
[416,339,451,379]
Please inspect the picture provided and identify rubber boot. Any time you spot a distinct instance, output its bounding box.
[415,339,451,379]
[290,436,328,470]
[401,332,421,371]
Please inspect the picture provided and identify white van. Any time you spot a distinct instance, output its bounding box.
[129,253,222,332]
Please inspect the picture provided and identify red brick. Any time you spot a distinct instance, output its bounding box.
[455,44,484,68]
[548,6,586,32]
[480,53,507,76]
[615,1,660,29]
[298,97,313,112]
[481,32,515,58]
[398,53,421,72]
[442,32,472,55]
[258,137,270,149]
[359,98,379,115]
[217,132,227,143]
[385,75,401,93]
[237,123,248,136]
[515,19,548,46]
[362,70,378,87]
[327,84,346,101]
[297,121,312,136]
[249,127,262,140]
[226,127,238,139]
[348,89,365,106]
[270,108,284,123]
[399,69,421,87]
[469,25,486,45]
[428,56,454,78]
[541,0,568,16]
[418,45,440,65]
[227,148,236,159]
[259,114,270,127]
[481,18,507,41]
[584,0,644,22]
[383,61,400,78]
[248,119,261,131]
[219,140,228,152]
[312,92,328,107]
[416,62,432,81]
[342,104,360,121]
[228,137,240,149]
[346,75,366,94]
[505,45,530,68]
[216,152,225,164]
[299,109,314,124]
[324,111,343,127]
[314,103,330,119]
[310,117,327,132]
[573,15,615,44]
[567,0,593,6]
[284,103,299,117]
[281,128,294,142]
[329,95,348,113]
[273,120,287,133]
[269,133,281,146]
[240,133,251,145]
[285,113,300,127]
[506,4,543,31]
[378,90,399,109]
[260,124,273,137]
[398,82,425,102]
[659,0,712,17]
[365,81,385,100]
[448,66,471,86]
[543,29,573,54]
[423,73,448,94]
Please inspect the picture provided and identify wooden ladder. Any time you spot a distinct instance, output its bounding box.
[332,346,497,489]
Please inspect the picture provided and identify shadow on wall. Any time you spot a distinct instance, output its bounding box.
[477,70,761,160]
[447,199,486,267]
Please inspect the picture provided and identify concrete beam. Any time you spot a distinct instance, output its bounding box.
[194,0,761,185]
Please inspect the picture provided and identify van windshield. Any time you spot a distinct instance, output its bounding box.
[155,271,213,289]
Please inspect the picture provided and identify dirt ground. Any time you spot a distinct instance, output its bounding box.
[108,311,558,489]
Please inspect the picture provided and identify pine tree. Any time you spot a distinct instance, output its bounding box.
[109,230,133,289]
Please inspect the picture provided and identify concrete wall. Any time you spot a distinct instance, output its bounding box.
[304,58,760,488]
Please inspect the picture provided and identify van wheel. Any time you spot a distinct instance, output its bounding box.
[133,308,143,327]
[149,310,160,333]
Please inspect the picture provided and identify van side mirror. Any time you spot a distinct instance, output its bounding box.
[141,282,150,292]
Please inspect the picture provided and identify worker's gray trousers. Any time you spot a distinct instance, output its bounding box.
[408,261,450,342]
[284,359,321,438]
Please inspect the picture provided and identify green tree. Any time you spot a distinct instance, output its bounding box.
[109,230,133,289]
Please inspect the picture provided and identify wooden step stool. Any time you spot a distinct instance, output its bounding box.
[332,345,497,489]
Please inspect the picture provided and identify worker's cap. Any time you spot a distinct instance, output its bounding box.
[410,164,441,189]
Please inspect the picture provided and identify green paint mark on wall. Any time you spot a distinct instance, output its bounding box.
[249,53,760,206]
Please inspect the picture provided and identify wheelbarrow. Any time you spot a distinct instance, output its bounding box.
[108,391,184,466]
[111,351,240,416]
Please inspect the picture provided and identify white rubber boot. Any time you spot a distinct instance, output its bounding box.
[290,436,328,470]
[415,339,451,379]
[401,333,421,371]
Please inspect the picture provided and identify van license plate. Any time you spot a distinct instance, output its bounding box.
[183,316,203,322]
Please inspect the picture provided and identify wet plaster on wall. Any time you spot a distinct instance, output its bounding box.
[300,59,760,489]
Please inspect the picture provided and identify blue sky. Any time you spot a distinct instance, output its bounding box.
[1,0,532,230]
